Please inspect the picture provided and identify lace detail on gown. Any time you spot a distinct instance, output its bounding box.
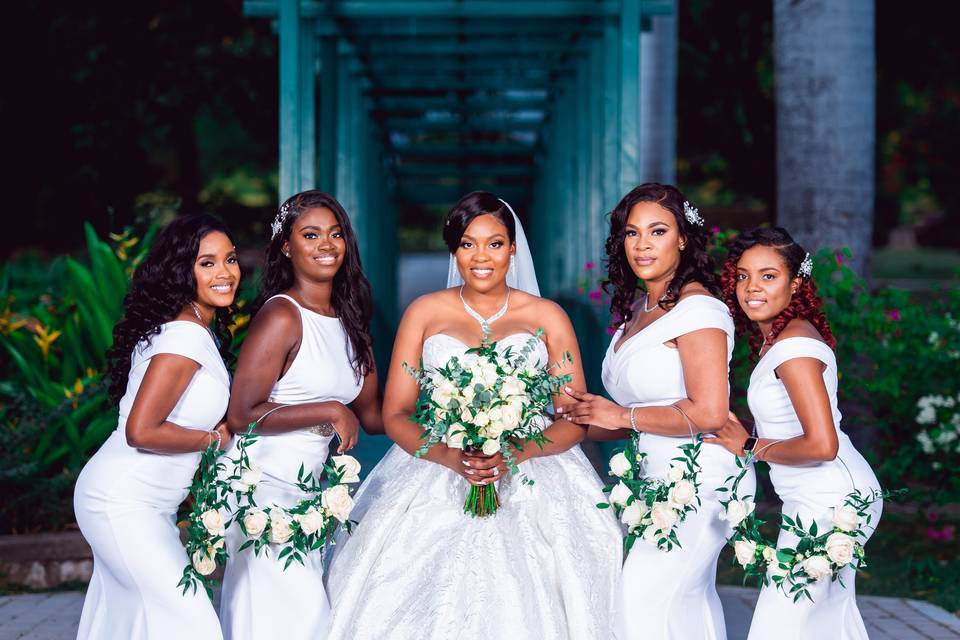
[324,333,622,640]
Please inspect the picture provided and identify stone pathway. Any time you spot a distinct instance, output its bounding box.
[2,586,958,639]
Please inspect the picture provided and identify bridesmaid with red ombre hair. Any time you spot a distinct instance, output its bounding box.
[707,227,882,640]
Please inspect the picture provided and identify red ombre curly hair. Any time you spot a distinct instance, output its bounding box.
[720,227,836,357]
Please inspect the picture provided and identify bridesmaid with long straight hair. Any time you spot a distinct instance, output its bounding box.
[560,183,752,640]
[708,227,882,640]
[74,213,239,639]
[219,190,383,640]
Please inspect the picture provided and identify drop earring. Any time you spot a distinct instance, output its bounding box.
[509,255,516,277]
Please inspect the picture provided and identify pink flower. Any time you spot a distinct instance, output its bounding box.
[926,525,955,542]
[884,309,901,321]
[835,252,845,265]
[585,261,595,271]
[606,326,617,336]
[589,290,603,301]
[710,226,721,234]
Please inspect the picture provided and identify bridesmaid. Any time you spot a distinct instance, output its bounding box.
[74,214,238,640]
[708,227,882,640]
[561,183,753,640]
[219,190,384,640]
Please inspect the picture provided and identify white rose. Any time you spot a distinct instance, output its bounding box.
[824,532,856,567]
[720,498,756,527]
[481,420,505,440]
[667,464,685,482]
[268,510,294,544]
[462,384,477,402]
[459,407,474,424]
[667,480,696,508]
[620,501,647,532]
[650,502,679,532]
[473,411,490,427]
[642,526,658,542]
[762,546,776,563]
[500,376,526,398]
[243,508,268,537]
[499,404,522,430]
[608,452,632,478]
[481,438,501,456]
[801,555,833,581]
[608,481,633,507]
[480,362,498,385]
[322,484,354,523]
[734,539,757,568]
[200,509,225,536]
[447,425,466,449]
[294,507,327,536]
[831,505,861,532]
[191,548,217,576]
[331,455,361,483]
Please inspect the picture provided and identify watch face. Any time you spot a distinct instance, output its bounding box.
[743,437,758,452]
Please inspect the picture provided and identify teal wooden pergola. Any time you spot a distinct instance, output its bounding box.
[244,0,672,365]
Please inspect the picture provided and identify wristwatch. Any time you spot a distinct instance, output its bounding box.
[742,436,758,453]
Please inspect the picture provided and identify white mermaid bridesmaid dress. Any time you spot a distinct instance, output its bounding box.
[74,321,229,640]
[601,294,754,640]
[219,294,363,640]
[323,332,622,640]
[746,337,881,640]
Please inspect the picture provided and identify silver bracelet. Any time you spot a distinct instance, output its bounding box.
[307,423,336,437]
[629,407,639,432]
[212,428,222,450]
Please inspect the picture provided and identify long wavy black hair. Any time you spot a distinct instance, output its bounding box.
[603,183,721,329]
[253,190,374,382]
[106,213,238,404]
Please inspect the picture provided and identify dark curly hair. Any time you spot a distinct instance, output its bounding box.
[443,191,515,253]
[720,226,836,355]
[603,183,721,328]
[253,190,374,382]
[107,214,238,404]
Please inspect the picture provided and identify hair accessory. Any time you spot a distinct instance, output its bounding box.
[682,201,704,227]
[798,252,813,278]
[271,201,294,239]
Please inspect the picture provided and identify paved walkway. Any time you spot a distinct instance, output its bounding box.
[2,586,958,639]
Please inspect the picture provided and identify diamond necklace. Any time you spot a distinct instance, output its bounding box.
[459,286,510,340]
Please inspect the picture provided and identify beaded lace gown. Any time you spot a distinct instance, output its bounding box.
[324,332,622,640]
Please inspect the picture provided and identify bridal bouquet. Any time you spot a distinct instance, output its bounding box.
[227,428,361,569]
[598,433,702,552]
[717,454,771,587]
[404,329,572,517]
[179,443,231,597]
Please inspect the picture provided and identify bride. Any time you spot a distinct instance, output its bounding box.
[324,191,621,639]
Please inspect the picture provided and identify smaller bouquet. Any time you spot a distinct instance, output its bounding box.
[404,329,571,517]
[179,443,231,597]
[598,433,702,552]
[227,429,361,569]
[717,454,771,587]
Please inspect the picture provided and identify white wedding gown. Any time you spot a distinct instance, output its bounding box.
[746,337,882,640]
[324,333,622,640]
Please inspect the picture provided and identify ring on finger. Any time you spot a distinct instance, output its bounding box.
[491,467,499,476]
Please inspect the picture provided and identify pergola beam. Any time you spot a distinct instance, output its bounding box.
[248,1,675,19]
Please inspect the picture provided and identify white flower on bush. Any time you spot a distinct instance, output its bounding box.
[734,539,757,568]
[620,501,648,532]
[294,507,327,536]
[762,546,776,563]
[322,485,354,523]
[608,481,632,507]
[801,555,833,582]
[831,505,861,532]
[650,502,678,533]
[481,438,501,456]
[667,480,696,509]
[667,464,685,482]
[331,455,361,483]
[824,532,856,567]
[192,548,217,576]
[243,508,268,537]
[719,498,756,527]
[609,452,632,478]
[916,430,935,454]
[269,510,294,544]
[447,425,466,449]
[200,509,225,536]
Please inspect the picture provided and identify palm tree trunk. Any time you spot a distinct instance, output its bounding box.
[774,0,876,277]
[639,3,678,185]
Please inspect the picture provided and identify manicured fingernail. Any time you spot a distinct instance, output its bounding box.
[564,386,571,392]
[463,460,472,467]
